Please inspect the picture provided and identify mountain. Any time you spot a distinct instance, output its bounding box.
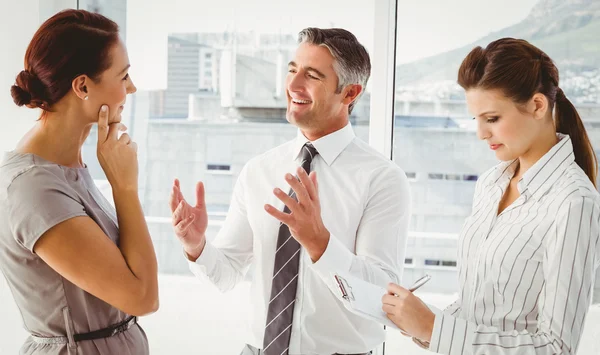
[396,0,600,103]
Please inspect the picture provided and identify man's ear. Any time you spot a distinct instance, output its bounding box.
[341,84,363,106]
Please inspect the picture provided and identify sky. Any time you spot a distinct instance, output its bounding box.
[124,0,540,90]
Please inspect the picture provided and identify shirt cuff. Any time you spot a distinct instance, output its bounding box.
[429,313,475,355]
[187,241,218,277]
[310,233,353,280]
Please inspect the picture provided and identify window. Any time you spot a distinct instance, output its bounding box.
[444,173,461,181]
[427,173,443,180]
[207,164,231,173]
[423,259,456,267]
[85,0,375,354]
[424,259,440,266]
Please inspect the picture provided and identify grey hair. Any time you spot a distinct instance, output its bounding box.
[297,28,371,114]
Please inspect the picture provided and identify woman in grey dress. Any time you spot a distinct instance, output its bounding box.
[0,9,158,355]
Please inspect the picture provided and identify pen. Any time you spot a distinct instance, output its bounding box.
[334,275,348,299]
[408,274,431,292]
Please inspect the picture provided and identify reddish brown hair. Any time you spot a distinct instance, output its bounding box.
[10,9,119,111]
[458,38,597,187]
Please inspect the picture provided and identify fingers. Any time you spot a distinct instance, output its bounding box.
[169,179,182,212]
[309,171,319,200]
[172,200,186,226]
[195,181,205,209]
[97,105,109,146]
[169,192,178,213]
[285,172,310,205]
[388,283,408,297]
[297,167,318,202]
[116,132,136,154]
[382,303,395,315]
[265,204,293,226]
[175,214,195,236]
[382,294,399,306]
[118,133,131,145]
[106,122,125,142]
[174,179,184,203]
[273,187,299,213]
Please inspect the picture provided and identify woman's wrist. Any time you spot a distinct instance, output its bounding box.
[412,314,434,350]
[423,311,435,342]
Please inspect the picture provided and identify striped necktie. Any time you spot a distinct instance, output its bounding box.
[262,142,319,355]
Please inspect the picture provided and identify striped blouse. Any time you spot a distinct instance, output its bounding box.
[429,134,600,354]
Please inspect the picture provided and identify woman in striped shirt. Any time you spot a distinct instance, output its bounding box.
[382,38,600,354]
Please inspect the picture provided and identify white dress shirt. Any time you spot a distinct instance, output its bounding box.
[430,134,600,355]
[188,123,411,354]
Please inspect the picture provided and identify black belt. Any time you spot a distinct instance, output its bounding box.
[30,316,137,345]
[74,316,137,342]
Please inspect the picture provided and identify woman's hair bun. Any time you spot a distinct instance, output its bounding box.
[10,70,49,109]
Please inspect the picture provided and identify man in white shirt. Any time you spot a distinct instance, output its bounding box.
[169,27,411,355]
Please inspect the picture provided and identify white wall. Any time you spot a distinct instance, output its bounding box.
[0,0,79,152]
[0,1,41,153]
[0,0,78,153]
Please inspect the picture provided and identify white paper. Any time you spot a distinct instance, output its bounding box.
[333,271,401,330]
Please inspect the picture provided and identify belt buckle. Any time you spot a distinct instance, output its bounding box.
[113,316,135,336]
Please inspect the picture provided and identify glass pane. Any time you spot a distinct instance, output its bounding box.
[80,0,374,353]
[391,0,600,353]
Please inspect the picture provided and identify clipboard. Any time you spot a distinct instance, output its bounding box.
[333,271,401,330]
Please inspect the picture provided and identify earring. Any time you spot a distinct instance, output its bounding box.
[84,96,89,100]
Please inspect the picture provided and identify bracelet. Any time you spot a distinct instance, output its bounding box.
[412,337,430,349]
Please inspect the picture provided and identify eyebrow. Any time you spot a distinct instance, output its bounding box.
[473,110,498,119]
[288,61,326,79]
[117,64,131,76]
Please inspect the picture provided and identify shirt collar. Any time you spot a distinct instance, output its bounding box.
[518,133,574,198]
[292,123,356,166]
[488,159,519,188]
[488,134,574,199]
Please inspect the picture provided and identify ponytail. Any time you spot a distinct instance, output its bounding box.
[554,88,598,187]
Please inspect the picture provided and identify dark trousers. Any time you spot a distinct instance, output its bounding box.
[239,344,372,355]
